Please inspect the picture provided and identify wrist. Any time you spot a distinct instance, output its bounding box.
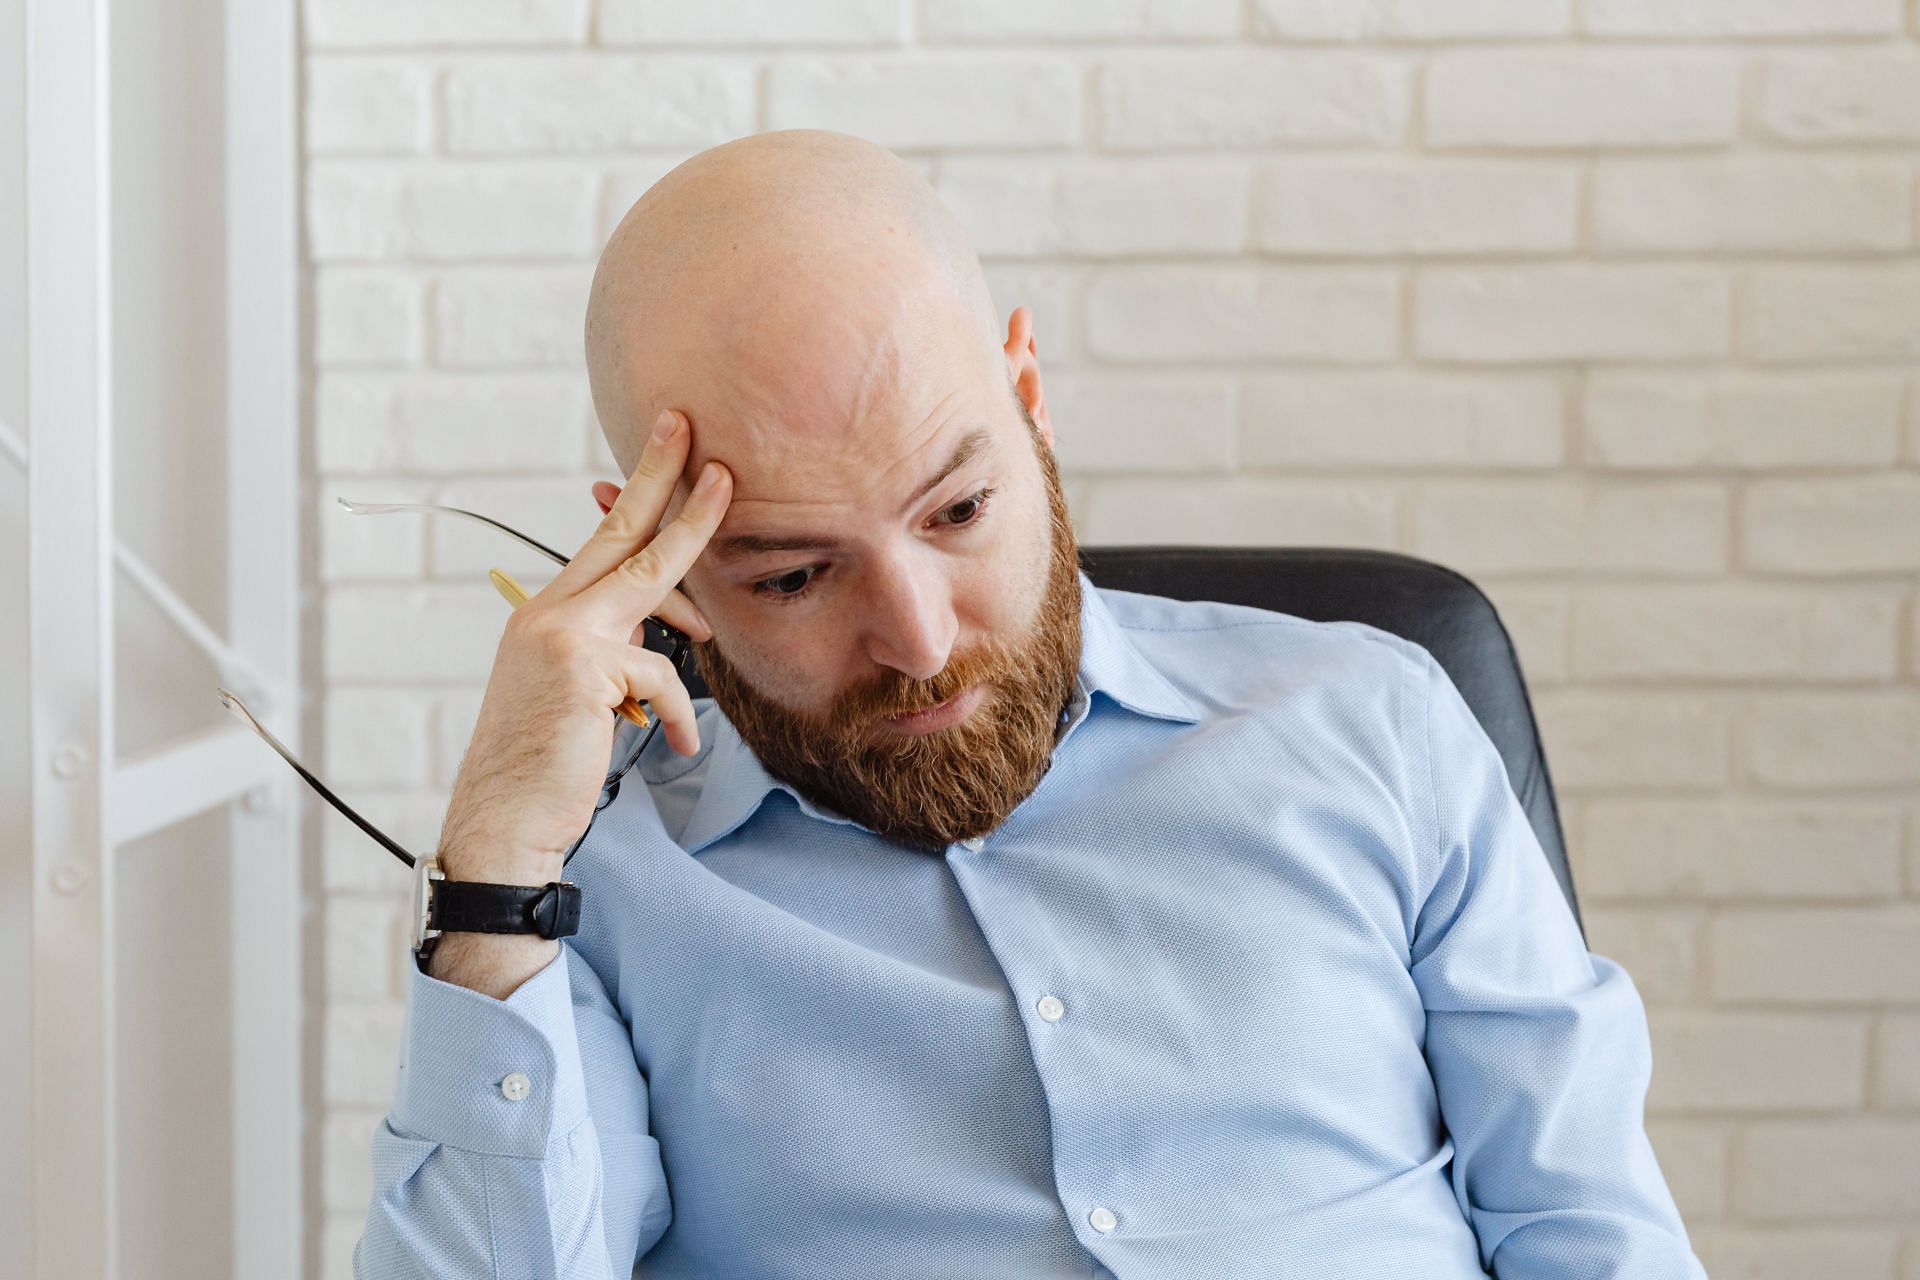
[435,843,565,887]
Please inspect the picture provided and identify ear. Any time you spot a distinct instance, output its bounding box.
[591,479,621,515]
[1002,304,1053,449]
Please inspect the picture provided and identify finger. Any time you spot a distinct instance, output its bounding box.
[589,480,711,639]
[579,459,731,629]
[649,584,711,641]
[610,640,702,756]
[549,409,691,599]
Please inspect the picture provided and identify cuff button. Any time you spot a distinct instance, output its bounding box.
[499,1071,532,1101]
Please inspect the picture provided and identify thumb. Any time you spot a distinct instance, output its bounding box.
[591,479,622,515]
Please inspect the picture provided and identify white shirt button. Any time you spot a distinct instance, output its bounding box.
[1036,994,1065,1022]
[960,836,985,852]
[1088,1206,1117,1233]
[499,1071,532,1101]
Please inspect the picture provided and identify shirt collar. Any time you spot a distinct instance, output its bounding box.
[672,568,1201,854]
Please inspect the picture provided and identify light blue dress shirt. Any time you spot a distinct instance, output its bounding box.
[356,570,1704,1279]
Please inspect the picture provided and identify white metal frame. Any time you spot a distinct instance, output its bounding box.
[23,0,302,1275]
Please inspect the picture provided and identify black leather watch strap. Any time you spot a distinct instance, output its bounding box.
[427,877,582,939]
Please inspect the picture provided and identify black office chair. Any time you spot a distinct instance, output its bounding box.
[672,545,1580,936]
[1075,546,1580,936]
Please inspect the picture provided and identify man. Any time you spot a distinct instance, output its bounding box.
[355,129,1704,1278]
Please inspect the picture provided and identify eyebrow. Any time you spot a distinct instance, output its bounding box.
[707,424,993,563]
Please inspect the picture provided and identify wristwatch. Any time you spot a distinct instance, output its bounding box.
[411,853,582,968]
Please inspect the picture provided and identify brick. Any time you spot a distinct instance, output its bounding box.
[320,1213,366,1280]
[431,266,593,369]
[429,477,598,579]
[324,897,406,1000]
[1097,52,1409,148]
[323,688,433,787]
[1409,481,1728,576]
[1580,799,1904,902]
[1647,1011,1868,1112]
[322,477,427,582]
[321,1109,383,1216]
[1908,376,1920,462]
[1427,51,1739,148]
[316,372,593,474]
[1744,477,1920,573]
[600,0,907,44]
[1239,373,1562,469]
[1532,691,1730,789]
[1571,584,1901,682]
[1646,1120,1729,1223]
[1690,1228,1902,1280]
[1252,160,1577,256]
[322,791,446,894]
[315,269,424,367]
[1253,0,1570,39]
[308,163,598,262]
[598,158,686,239]
[1711,908,1920,1005]
[1876,1014,1920,1107]
[306,0,588,47]
[1416,266,1730,363]
[768,56,1081,150]
[1760,52,1920,143]
[1747,693,1920,790]
[1745,268,1920,364]
[1913,595,1920,680]
[1737,1119,1920,1220]
[1584,374,1903,471]
[324,1003,406,1106]
[1582,907,1701,1004]
[983,263,1081,360]
[306,59,431,154]
[937,157,1248,257]
[1592,158,1911,253]
[1086,266,1399,363]
[1077,477,1398,548]
[1476,583,1569,685]
[925,0,1239,41]
[444,56,754,153]
[1907,807,1920,895]
[1044,374,1236,474]
[324,585,508,684]
[1584,0,1900,35]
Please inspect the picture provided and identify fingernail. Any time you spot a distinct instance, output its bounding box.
[693,463,722,496]
[652,410,680,444]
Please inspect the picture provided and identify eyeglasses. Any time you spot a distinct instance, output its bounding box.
[220,499,694,869]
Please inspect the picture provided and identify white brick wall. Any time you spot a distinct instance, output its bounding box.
[303,4,1920,1276]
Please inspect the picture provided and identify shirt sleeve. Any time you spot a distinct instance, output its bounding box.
[1405,647,1707,1279]
[353,939,673,1278]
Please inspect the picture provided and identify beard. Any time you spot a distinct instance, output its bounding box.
[691,416,1084,853]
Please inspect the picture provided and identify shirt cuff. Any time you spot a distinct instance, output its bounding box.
[389,943,592,1158]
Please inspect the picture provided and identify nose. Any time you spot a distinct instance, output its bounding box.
[860,560,955,683]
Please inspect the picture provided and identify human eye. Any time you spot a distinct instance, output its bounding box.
[933,486,997,529]
[749,487,995,607]
[750,564,821,605]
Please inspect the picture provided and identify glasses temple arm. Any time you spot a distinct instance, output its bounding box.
[218,688,419,869]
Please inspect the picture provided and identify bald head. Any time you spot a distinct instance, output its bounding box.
[584,129,1004,478]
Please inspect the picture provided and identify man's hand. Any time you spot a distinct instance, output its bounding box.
[428,409,731,997]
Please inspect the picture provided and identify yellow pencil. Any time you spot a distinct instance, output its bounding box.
[489,567,651,729]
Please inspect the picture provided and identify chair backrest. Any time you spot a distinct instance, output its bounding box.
[1075,546,1580,933]
[671,544,1580,933]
